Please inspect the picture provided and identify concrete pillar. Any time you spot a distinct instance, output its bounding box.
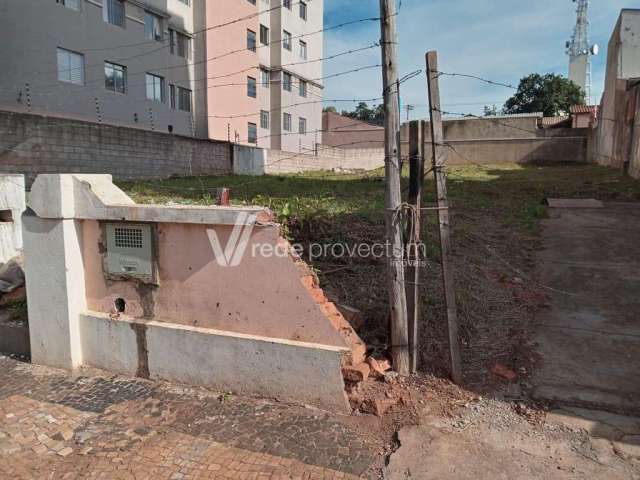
[23,212,86,369]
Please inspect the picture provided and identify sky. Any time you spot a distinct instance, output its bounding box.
[322,0,639,119]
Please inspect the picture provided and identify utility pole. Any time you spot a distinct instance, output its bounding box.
[406,120,424,373]
[379,0,409,375]
[405,104,414,122]
[425,51,463,385]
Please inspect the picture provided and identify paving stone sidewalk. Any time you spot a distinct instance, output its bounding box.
[0,356,376,479]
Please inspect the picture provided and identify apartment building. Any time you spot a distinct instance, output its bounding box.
[206,0,324,152]
[0,0,207,137]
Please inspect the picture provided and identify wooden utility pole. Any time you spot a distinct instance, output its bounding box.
[379,0,409,375]
[425,51,463,385]
[406,120,424,373]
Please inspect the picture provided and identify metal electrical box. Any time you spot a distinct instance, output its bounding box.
[104,223,154,279]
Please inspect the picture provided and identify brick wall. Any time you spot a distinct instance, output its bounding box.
[0,110,232,184]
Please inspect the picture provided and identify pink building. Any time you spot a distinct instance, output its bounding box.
[205,0,324,152]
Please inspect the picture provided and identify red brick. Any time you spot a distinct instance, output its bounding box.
[342,363,370,384]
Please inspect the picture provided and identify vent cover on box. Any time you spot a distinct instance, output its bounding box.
[105,223,153,278]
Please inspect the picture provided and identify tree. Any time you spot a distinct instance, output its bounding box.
[340,102,385,125]
[503,74,585,117]
[322,106,337,113]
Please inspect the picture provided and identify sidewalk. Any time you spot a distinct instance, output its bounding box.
[0,355,376,479]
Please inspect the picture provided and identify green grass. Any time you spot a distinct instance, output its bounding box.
[118,163,640,236]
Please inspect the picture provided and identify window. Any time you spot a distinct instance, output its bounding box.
[299,40,307,59]
[283,0,291,9]
[247,76,257,98]
[260,24,269,45]
[260,110,269,129]
[170,84,176,109]
[260,68,270,88]
[56,0,80,11]
[299,117,307,135]
[247,0,256,4]
[170,30,191,58]
[299,79,307,98]
[282,72,292,92]
[146,73,164,103]
[248,123,257,144]
[283,30,292,51]
[300,1,307,20]
[57,48,84,85]
[144,12,163,41]
[283,112,292,132]
[104,62,126,94]
[247,29,256,52]
[103,0,125,28]
[178,87,192,112]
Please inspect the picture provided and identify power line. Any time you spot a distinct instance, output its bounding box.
[435,71,517,90]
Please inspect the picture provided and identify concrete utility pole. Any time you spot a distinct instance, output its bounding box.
[379,0,410,375]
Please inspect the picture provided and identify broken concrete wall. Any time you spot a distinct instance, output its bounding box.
[23,174,363,412]
[0,174,25,263]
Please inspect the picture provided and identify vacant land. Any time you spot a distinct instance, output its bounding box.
[120,163,640,391]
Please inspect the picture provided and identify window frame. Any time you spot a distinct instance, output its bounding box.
[283,0,292,10]
[299,40,307,59]
[282,72,292,92]
[144,11,163,42]
[145,73,165,103]
[103,0,125,28]
[282,30,292,51]
[299,1,307,20]
[248,122,258,144]
[247,29,257,52]
[104,61,127,94]
[260,68,270,88]
[299,117,307,135]
[170,29,191,59]
[260,110,269,129]
[283,112,292,132]
[260,24,269,45]
[177,86,192,112]
[299,79,307,98]
[170,84,176,109]
[56,0,81,12]
[247,76,257,98]
[56,47,84,86]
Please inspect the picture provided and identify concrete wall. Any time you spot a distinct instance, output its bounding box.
[81,220,347,348]
[594,10,640,169]
[0,175,25,263]
[23,174,352,412]
[0,109,231,184]
[322,112,384,149]
[80,313,349,412]
[0,0,206,138]
[230,146,385,175]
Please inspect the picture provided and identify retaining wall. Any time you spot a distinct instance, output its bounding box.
[0,110,232,184]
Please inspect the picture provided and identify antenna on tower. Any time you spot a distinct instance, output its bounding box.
[566,0,598,103]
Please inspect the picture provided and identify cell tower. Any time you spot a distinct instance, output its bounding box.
[566,0,599,103]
